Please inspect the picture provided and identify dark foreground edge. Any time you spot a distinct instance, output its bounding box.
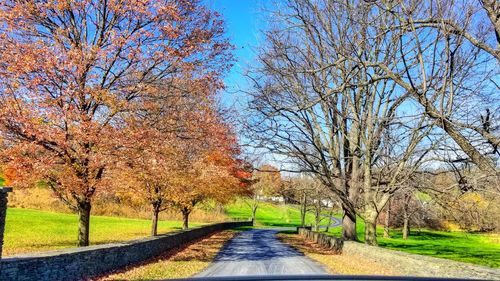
[164,276,490,281]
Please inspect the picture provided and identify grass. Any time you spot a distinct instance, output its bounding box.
[325,218,500,268]
[224,198,329,227]
[4,208,203,256]
[100,230,238,280]
[378,230,500,268]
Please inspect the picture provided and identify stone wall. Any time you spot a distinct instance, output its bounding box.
[1,220,252,281]
[343,241,500,279]
[0,187,12,261]
[297,227,343,254]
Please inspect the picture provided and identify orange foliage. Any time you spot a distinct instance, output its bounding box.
[0,0,232,244]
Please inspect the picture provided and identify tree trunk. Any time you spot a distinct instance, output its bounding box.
[182,208,191,230]
[77,200,91,247]
[364,209,379,246]
[403,216,410,240]
[251,205,258,221]
[402,194,410,240]
[342,205,357,241]
[325,208,333,232]
[151,205,160,236]
[300,193,307,227]
[314,200,321,231]
[384,200,391,238]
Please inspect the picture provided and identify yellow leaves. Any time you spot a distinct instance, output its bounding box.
[460,192,488,208]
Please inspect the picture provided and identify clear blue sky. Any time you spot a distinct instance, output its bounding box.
[205,0,269,107]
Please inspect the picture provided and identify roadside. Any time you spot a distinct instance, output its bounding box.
[98,230,239,280]
[277,233,398,275]
[278,232,500,280]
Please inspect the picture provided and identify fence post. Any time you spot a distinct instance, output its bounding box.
[0,187,12,262]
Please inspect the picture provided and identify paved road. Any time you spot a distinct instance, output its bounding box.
[319,215,342,229]
[196,229,328,277]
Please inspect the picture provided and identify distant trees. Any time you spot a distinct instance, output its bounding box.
[243,165,282,220]
[163,128,243,230]
[286,176,336,231]
[0,0,234,246]
[114,76,240,235]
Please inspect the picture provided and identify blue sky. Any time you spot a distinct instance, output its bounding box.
[205,0,269,107]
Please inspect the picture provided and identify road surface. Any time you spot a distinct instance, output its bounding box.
[320,215,342,229]
[196,229,328,277]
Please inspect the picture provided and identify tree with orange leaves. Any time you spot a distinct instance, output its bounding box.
[164,111,243,230]
[0,0,231,246]
[115,78,231,236]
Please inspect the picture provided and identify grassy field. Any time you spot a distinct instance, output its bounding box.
[325,218,500,268]
[378,230,500,268]
[224,198,329,227]
[4,208,203,256]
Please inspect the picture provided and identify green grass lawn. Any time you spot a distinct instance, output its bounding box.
[378,230,500,268]
[326,218,500,268]
[224,198,332,227]
[4,208,203,256]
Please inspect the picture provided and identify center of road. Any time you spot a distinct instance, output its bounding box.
[196,229,328,277]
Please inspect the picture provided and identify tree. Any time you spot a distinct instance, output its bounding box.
[164,110,242,230]
[246,0,434,245]
[0,0,231,246]
[288,177,315,228]
[288,175,337,230]
[354,0,500,177]
[168,151,242,229]
[244,164,281,221]
[115,74,232,236]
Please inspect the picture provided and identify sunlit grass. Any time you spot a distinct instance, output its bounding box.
[4,208,203,256]
[224,198,329,227]
[326,219,500,268]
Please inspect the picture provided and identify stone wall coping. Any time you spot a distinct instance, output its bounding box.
[3,220,248,260]
[0,187,13,193]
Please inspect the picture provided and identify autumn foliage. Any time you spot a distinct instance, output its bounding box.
[0,0,238,246]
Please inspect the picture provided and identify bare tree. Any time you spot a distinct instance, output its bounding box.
[246,0,435,245]
[355,0,500,177]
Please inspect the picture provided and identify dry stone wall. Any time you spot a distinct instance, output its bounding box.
[297,227,343,253]
[1,220,252,281]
